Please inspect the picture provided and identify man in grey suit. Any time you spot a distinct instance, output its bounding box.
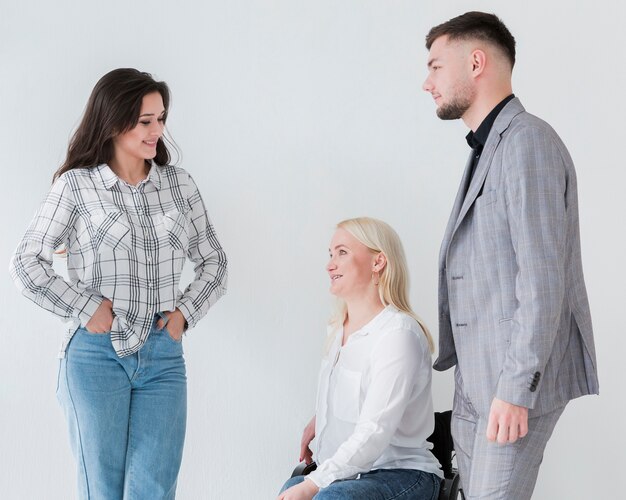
[422,12,598,499]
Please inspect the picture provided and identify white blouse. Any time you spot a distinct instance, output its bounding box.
[309,305,443,489]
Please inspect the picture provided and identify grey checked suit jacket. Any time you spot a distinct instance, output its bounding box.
[434,98,599,418]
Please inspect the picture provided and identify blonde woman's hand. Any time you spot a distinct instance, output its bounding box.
[85,299,113,333]
[277,479,319,500]
[299,415,316,465]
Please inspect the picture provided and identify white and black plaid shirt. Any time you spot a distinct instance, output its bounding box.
[10,163,227,357]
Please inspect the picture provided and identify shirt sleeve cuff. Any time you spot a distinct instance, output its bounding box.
[306,468,335,489]
[73,293,103,326]
[176,301,196,330]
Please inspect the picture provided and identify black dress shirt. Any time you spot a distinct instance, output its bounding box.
[465,94,515,182]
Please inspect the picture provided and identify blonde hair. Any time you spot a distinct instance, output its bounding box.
[332,217,435,353]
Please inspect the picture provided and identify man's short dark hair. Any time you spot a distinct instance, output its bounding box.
[426,11,516,68]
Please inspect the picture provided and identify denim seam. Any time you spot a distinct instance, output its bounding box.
[55,360,62,394]
[64,356,92,498]
[126,404,136,498]
[384,470,428,500]
[430,474,441,500]
[126,344,140,497]
[130,344,142,384]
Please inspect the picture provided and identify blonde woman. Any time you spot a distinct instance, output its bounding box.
[278,218,442,500]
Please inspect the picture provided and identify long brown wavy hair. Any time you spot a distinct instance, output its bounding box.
[53,68,175,182]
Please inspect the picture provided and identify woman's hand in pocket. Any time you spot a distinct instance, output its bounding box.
[85,299,113,333]
[157,308,186,341]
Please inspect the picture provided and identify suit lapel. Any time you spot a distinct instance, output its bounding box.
[449,98,526,239]
[439,151,474,268]
[452,134,502,235]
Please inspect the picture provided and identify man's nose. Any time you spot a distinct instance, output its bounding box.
[422,76,433,92]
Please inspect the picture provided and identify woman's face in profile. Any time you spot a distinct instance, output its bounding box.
[326,228,375,299]
[112,91,166,165]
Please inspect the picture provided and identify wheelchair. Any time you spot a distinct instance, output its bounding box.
[290,410,465,500]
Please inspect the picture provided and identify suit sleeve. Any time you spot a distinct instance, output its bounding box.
[496,125,568,408]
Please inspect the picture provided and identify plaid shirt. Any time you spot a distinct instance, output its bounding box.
[9,163,227,357]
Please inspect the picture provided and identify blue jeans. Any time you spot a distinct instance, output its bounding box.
[57,315,187,499]
[280,468,441,499]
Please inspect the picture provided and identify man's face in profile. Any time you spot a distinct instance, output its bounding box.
[423,35,475,120]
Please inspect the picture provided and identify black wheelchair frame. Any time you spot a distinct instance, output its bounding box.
[290,410,465,500]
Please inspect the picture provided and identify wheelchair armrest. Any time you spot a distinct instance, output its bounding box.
[291,462,318,478]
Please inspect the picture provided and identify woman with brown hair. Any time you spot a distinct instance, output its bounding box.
[9,68,227,499]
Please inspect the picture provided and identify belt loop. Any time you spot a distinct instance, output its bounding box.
[156,311,169,327]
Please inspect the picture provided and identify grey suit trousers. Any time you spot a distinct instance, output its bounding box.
[451,369,564,500]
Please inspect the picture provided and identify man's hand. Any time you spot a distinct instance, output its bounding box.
[277,479,319,500]
[85,299,113,333]
[486,397,529,444]
[157,308,186,341]
[299,416,316,465]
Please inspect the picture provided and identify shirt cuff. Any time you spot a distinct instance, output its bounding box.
[176,301,196,330]
[305,471,325,489]
[72,293,103,326]
[306,466,342,490]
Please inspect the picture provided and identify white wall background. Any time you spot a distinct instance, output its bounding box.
[1,1,623,498]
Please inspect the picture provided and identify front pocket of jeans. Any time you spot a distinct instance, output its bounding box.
[78,326,112,338]
[161,324,183,345]
[332,367,361,423]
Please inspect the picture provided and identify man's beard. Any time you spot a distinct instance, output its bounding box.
[435,82,474,120]
[436,95,472,120]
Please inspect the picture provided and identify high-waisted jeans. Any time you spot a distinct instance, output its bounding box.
[57,315,187,499]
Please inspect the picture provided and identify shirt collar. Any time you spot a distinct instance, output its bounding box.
[346,304,397,340]
[95,161,162,190]
[465,94,515,150]
[146,162,162,189]
[95,164,119,190]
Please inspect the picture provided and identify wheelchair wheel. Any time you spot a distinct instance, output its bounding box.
[439,473,465,500]
[448,473,465,499]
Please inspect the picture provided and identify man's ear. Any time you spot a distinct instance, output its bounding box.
[470,49,487,76]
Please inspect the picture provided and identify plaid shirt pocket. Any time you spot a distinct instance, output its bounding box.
[91,211,132,252]
[161,211,189,251]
